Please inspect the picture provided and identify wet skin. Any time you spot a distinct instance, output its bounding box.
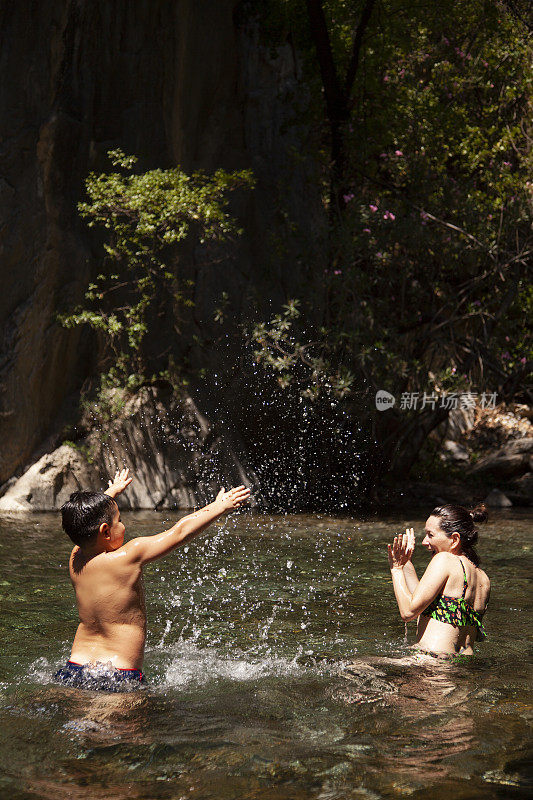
[68,485,250,670]
[389,516,491,655]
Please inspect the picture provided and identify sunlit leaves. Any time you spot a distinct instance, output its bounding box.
[60,150,254,397]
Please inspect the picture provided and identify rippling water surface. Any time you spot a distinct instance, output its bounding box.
[0,508,531,799]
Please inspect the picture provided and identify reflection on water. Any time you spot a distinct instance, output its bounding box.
[0,509,531,799]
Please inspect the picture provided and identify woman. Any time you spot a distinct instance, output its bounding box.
[388,504,490,657]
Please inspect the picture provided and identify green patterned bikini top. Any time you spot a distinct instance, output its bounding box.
[422,558,487,640]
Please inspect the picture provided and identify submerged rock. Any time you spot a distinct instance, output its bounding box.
[483,488,513,508]
[0,387,254,511]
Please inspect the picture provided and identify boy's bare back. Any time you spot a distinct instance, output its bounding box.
[69,538,147,669]
[60,471,250,673]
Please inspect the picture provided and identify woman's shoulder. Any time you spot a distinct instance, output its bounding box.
[431,551,457,566]
[427,551,458,575]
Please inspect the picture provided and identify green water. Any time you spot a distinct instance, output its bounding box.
[0,509,531,799]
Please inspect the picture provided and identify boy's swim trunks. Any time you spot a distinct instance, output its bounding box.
[53,660,146,692]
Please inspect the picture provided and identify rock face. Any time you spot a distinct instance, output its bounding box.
[471,438,533,480]
[0,1,323,485]
[0,387,254,511]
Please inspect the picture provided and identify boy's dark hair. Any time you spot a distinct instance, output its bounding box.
[61,491,117,546]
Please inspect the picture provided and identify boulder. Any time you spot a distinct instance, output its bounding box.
[504,472,533,506]
[483,488,513,508]
[470,438,533,479]
[445,407,476,441]
[86,386,254,510]
[0,445,97,512]
[0,387,255,512]
[440,440,470,463]
[511,471,533,497]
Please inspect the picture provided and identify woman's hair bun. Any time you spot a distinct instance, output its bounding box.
[469,504,488,524]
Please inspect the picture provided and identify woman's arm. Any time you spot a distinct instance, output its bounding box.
[402,561,420,594]
[388,537,451,621]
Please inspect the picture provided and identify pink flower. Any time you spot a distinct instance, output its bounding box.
[395,150,403,156]
[520,357,527,364]
[383,75,390,83]
[380,152,388,158]
[363,228,371,233]
[451,367,456,374]
[505,335,510,341]
[482,60,489,67]
[383,211,396,221]
[333,270,342,275]
[369,204,378,212]
[443,36,450,45]
[502,351,510,360]
[343,193,355,203]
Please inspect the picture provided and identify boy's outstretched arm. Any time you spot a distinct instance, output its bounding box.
[124,486,250,565]
[105,468,133,498]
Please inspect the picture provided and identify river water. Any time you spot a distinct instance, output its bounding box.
[0,508,531,799]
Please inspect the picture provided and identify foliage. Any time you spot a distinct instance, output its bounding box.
[251,299,354,399]
[246,0,532,476]
[59,149,253,394]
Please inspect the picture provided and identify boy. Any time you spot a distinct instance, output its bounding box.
[54,468,250,689]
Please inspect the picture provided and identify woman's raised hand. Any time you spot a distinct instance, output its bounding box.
[387,527,415,569]
[406,526,415,556]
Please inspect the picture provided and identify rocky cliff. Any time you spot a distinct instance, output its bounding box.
[0,0,323,488]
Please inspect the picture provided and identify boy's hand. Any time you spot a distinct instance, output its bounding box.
[105,468,133,498]
[215,485,250,511]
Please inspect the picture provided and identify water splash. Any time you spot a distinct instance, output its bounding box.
[162,640,309,689]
